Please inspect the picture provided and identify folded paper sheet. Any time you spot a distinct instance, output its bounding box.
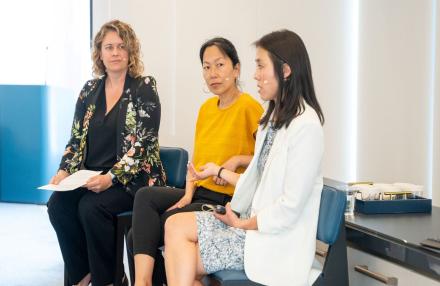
[38,170,102,191]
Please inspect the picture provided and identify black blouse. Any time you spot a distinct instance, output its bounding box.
[85,87,120,172]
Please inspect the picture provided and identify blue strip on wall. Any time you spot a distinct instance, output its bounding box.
[0,85,53,204]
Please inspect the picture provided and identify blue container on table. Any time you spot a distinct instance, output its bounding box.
[355,196,432,214]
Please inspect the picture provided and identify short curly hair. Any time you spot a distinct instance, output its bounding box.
[92,20,144,78]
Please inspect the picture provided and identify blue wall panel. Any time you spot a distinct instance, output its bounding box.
[0,85,54,204]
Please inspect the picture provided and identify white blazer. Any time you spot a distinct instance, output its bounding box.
[231,104,324,286]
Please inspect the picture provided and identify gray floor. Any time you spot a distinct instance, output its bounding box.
[0,202,130,286]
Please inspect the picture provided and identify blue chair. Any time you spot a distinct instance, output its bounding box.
[209,185,348,286]
[64,146,188,286]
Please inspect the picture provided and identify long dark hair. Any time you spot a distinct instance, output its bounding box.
[256,30,324,129]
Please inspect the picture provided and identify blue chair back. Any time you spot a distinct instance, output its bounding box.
[159,146,188,189]
[317,186,346,244]
[313,185,348,286]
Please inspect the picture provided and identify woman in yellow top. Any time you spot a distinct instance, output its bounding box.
[128,37,263,286]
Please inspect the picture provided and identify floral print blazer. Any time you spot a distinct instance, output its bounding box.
[59,74,166,194]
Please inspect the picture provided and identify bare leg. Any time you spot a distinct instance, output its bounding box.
[134,254,155,286]
[164,213,207,286]
[194,248,207,286]
[74,273,91,286]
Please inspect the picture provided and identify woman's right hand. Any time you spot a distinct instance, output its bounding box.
[167,194,192,211]
[49,170,69,185]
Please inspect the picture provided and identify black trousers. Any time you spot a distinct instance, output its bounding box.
[47,186,133,286]
[128,186,232,285]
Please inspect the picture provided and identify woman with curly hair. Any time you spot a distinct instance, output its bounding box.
[47,19,165,286]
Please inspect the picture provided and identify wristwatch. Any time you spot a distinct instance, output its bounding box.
[109,172,118,185]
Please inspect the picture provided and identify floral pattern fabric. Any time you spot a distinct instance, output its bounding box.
[196,211,245,274]
[59,75,166,194]
[257,124,278,180]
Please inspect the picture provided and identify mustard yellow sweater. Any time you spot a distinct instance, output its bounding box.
[193,93,263,196]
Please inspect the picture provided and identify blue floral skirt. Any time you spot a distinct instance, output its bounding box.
[195,211,246,274]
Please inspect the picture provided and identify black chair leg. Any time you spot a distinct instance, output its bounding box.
[127,233,135,285]
[152,250,167,286]
[319,217,349,286]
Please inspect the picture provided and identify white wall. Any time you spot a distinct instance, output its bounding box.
[0,0,90,88]
[0,0,49,85]
[93,0,440,206]
[357,0,438,202]
[93,0,356,176]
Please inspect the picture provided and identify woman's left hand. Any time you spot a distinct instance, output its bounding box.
[84,174,112,193]
[214,203,241,228]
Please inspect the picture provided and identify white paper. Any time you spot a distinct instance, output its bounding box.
[38,170,102,191]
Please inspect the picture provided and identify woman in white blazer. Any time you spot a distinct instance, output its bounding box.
[164,29,325,286]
